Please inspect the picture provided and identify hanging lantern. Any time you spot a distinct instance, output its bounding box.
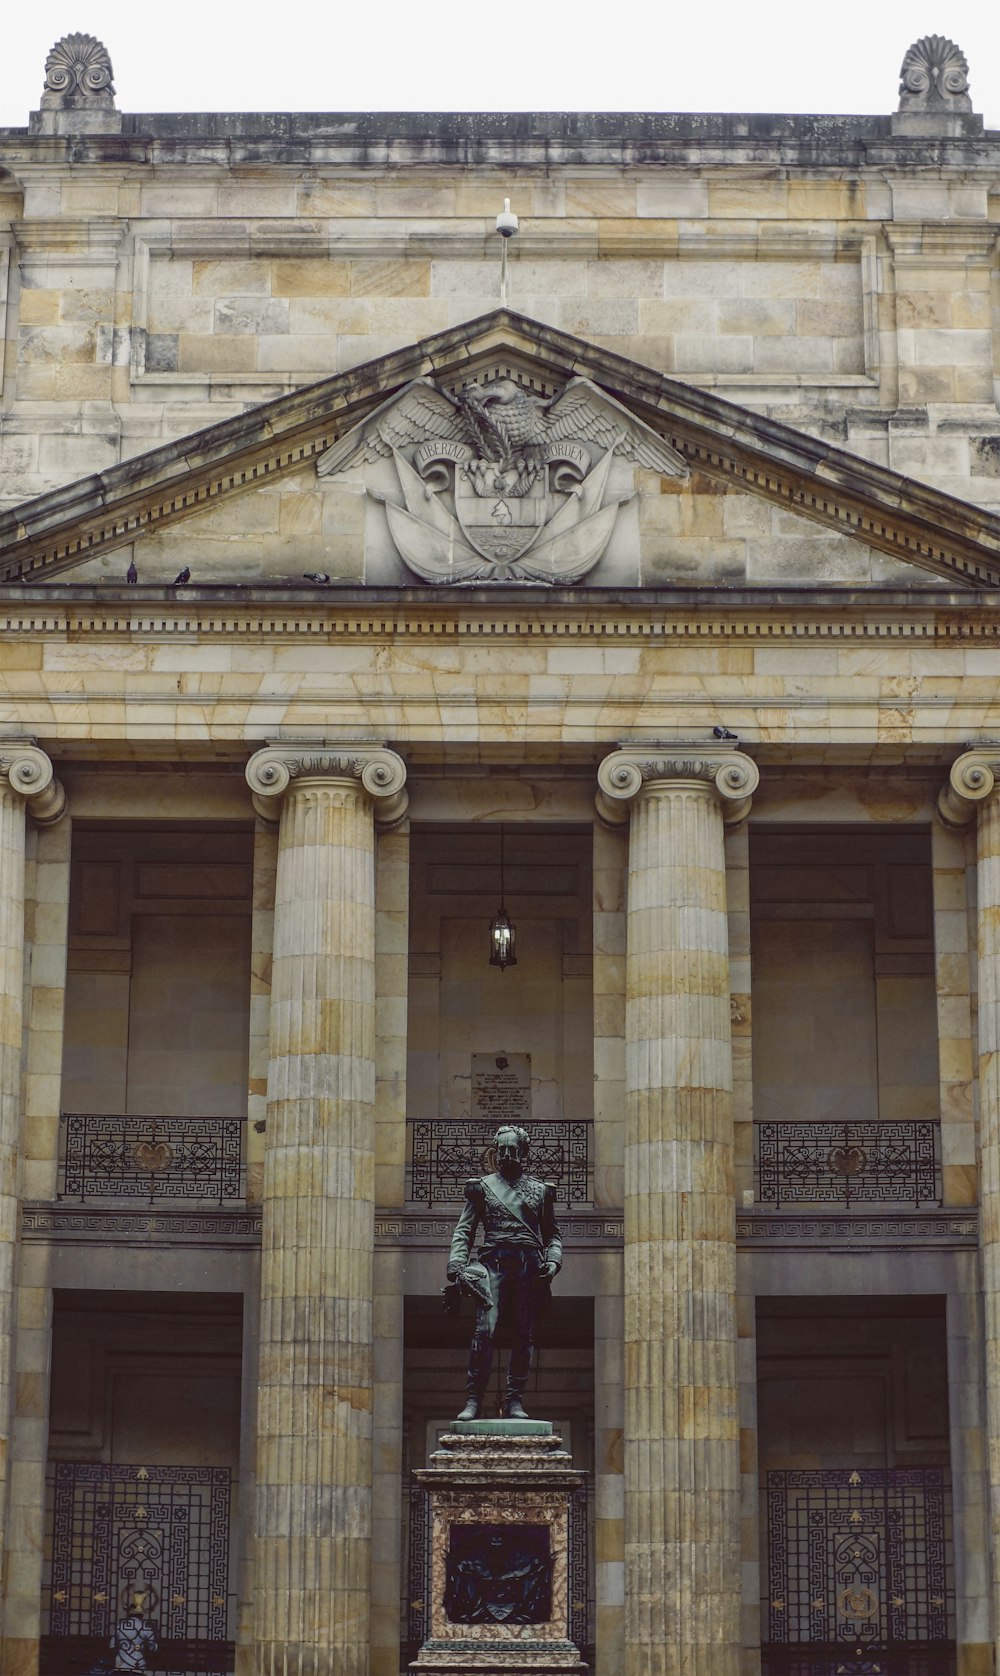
[489,904,517,970]
[488,825,517,970]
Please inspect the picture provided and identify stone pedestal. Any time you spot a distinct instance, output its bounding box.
[411,1421,586,1675]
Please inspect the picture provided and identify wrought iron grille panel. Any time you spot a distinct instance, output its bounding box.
[761,1652,955,1675]
[43,1461,233,1675]
[764,1467,953,1669]
[406,1479,432,1665]
[567,1480,593,1667]
[408,1119,591,1207]
[755,1123,941,1208]
[60,1114,244,1203]
[405,1478,592,1665]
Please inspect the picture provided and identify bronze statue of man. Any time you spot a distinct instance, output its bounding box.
[446,1124,562,1421]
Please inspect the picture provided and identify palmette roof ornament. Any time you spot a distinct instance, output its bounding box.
[317,372,688,585]
[41,33,116,109]
[897,35,971,112]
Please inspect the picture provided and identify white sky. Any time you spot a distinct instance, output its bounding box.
[0,0,998,129]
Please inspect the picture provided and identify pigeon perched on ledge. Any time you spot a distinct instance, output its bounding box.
[303,572,331,584]
[126,559,137,584]
[172,567,191,586]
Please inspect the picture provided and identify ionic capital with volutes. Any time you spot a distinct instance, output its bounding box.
[596,741,759,828]
[245,742,408,827]
[938,745,1000,829]
[0,740,65,825]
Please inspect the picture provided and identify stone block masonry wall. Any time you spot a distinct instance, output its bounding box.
[1,113,1000,521]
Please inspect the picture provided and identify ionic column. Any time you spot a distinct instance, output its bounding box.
[939,748,1000,1664]
[0,742,64,1657]
[596,742,758,1676]
[245,743,407,1676]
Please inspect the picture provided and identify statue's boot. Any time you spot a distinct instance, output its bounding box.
[456,1395,481,1421]
[502,1395,530,1420]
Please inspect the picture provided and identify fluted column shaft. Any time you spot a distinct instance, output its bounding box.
[0,742,63,1655]
[247,745,407,1676]
[597,745,757,1676]
[941,750,1000,1659]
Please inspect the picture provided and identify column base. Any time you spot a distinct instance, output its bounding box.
[410,1638,586,1673]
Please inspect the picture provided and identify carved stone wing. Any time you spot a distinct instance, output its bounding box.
[316,379,471,477]
[542,378,689,478]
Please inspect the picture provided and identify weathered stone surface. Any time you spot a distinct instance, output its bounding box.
[1,53,1000,1676]
[597,746,754,1676]
[247,744,407,1676]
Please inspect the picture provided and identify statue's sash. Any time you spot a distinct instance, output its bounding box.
[481,1174,545,1252]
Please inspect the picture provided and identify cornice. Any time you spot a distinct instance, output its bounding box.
[131,221,874,264]
[0,588,999,643]
[884,220,1000,261]
[1,114,998,174]
[736,1207,977,1248]
[376,1207,977,1250]
[11,215,127,260]
[21,1201,262,1248]
[21,1202,974,1252]
[375,1209,624,1246]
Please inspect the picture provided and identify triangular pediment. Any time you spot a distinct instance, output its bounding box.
[1,310,999,590]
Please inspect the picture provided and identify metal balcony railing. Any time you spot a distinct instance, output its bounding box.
[407,1118,592,1208]
[59,1113,244,1204]
[755,1120,941,1209]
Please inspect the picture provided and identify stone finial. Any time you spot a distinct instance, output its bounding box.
[246,743,408,828]
[897,35,972,112]
[41,33,116,110]
[596,742,759,828]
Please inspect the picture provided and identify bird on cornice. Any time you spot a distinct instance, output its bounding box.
[172,567,191,586]
[126,559,137,584]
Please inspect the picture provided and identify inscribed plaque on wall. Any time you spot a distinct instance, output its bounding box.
[472,1053,531,1128]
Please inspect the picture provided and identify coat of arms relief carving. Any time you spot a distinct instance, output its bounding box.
[316,372,689,584]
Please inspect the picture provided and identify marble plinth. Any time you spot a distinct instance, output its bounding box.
[410,1429,587,1675]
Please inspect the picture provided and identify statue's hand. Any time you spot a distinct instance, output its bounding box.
[540,1260,559,1280]
[446,1263,462,1282]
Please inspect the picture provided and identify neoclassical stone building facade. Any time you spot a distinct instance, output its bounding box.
[0,27,998,1676]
